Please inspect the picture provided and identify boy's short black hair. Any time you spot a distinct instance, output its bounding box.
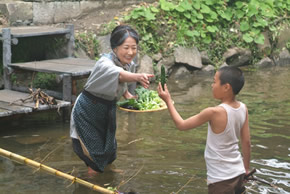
[110,25,139,50]
[218,66,244,95]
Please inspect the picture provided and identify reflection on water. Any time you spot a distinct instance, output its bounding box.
[0,66,290,194]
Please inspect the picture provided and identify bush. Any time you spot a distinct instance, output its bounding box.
[122,0,290,66]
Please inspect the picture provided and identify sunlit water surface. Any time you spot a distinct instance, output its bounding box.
[0,66,289,194]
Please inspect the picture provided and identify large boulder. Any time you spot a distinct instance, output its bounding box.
[223,47,252,67]
[137,54,154,74]
[174,46,202,69]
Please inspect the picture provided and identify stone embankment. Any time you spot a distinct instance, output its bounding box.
[0,0,153,26]
[96,23,290,79]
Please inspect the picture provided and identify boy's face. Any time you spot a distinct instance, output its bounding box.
[211,71,224,99]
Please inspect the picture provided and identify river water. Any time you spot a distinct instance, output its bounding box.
[0,66,289,194]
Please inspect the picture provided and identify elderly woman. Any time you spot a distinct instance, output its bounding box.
[70,25,153,174]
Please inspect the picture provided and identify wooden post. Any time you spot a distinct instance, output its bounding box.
[2,28,13,89]
[66,24,74,58]
[63,73,72,102]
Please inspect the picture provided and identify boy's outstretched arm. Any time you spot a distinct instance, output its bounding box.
[157,83,184,129]
[240,108,251,174]
[157,83,212,131]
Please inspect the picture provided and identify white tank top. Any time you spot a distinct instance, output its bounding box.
[204,102,246,184]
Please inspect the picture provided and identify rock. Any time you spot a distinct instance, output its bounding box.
[34,1,103,24]
[274,49,290,66]
[220,62,228,68]
[0,2,33,24]
[254,57,274,68]
[156,56,175,75]
[14,136,48,145]
[137,54,154,74]
[276,24,290,50]
[257,31,271,56]
[202,65,215,72]
[152,53,162,62]
[174,46,202,69]
[223,47,252,67]
[200,51,213,65]
[97,34,111,55]
[172,65,191,79]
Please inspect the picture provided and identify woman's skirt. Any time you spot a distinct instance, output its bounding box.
[72,91,117,172]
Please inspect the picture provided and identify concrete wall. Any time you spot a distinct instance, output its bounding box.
[0,0,154,25]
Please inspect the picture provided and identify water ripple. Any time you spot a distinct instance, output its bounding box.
[252,159,290,170]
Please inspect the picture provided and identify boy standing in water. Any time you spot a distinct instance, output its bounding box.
[157,66,251,194]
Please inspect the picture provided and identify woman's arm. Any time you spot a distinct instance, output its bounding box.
[119,71,154,89]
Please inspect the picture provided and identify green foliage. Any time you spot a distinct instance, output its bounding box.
[32,73,58,90]
[75,31,100,60]
[123,0,290,65]
[117,86,163,110]
[98,21,119,36]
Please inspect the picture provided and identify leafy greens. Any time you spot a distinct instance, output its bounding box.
[117,86,163,110]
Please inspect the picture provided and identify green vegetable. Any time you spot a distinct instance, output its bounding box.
[117,86,163,110]
[161,64,166,90]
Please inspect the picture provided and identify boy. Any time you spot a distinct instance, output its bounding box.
[157,66,251,194]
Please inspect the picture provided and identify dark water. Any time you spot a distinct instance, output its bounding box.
[0,66,289,194]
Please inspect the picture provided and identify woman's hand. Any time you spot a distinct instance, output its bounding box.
[138,73,154,89]
[157,82,171,104]
[123,90,137,99]
[119,71,154,88]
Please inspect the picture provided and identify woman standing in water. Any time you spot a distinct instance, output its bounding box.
[70,25,154,175]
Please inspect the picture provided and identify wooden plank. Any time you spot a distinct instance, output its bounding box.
[0,101,32,114]
[0,101,32,112]
[0,90,71,111]
[48,58,96,66]
[0,108,14,117]
[9,58,95,76]
[0,89,33,103]
[0,26,70,38]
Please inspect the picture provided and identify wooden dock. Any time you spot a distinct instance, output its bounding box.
[0,89,71,118]
[0,24,96,119]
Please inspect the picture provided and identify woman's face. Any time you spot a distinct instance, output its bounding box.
[114,36,137,65]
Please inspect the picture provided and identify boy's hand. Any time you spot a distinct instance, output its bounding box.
[157,82,171,103]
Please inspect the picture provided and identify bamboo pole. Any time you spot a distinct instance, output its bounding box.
[0,148,115,194]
